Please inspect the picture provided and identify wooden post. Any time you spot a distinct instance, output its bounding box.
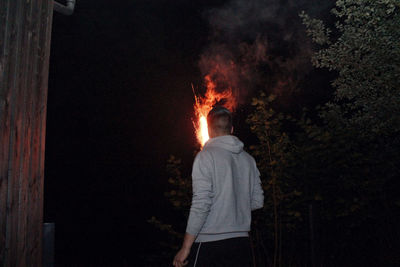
[0,0,53,266]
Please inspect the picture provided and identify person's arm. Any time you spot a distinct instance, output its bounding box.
[251,164,264,211]
[185,151,214,235]
[173,151,213,266]
[173,233,196,267]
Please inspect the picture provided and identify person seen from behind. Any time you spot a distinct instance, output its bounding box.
[173,106,264,267]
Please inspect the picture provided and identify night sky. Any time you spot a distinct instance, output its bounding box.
[45,0,334,265]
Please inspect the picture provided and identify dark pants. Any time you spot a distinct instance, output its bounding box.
[186,237,253,267]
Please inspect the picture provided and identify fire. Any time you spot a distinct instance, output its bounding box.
[193,75,236,148]
[193,95,211,147]
[199,116,209,145]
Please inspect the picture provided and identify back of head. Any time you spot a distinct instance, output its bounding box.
[207,106,232,137]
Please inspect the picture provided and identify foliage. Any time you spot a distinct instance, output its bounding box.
[299,1,400,265]
[245,1,400,265]
[301,0,400,138]
[246,93,305,266]
[164,155,192,212]
[147,155,193,260]
[150,1,400,266]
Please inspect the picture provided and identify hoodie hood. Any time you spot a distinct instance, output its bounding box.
[204,135,244,154]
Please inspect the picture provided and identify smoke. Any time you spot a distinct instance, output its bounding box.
[199,0,333,107]
[198,37,268,106]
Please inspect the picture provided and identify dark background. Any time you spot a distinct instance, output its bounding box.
[45,0,228,265]
[44,0,334,266]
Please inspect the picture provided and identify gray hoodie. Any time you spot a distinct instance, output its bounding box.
[186,135,264,242]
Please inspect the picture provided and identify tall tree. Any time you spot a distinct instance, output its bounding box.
[300,1,400,265]
[301,0,400,138]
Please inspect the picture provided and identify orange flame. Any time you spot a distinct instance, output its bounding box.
[193,75,236,148]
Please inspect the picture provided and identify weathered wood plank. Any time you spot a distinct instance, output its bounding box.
[0,0,53,266]
[25,0,43,265]
[4,0,25,265]
[0,0,13,264]
[31,0,53,264]
[0,0,10,80]
[15,0,35,266]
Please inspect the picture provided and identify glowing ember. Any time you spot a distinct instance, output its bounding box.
[193,74,236,148]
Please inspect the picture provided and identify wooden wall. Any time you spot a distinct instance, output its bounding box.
[0,0,53,266]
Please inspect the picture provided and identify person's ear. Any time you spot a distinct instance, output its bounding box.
[208,127,214,138]
[230,126,234,134]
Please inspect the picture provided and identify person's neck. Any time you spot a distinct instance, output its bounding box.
[210,133,230,138]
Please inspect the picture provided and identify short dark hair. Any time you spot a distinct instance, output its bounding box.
[207,106,232,134]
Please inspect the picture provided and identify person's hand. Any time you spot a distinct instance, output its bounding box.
[173,233,195,266]
[173,246,190,267]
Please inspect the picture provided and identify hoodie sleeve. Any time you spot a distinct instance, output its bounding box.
[251,163,264,211]
[186,151,214,236]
